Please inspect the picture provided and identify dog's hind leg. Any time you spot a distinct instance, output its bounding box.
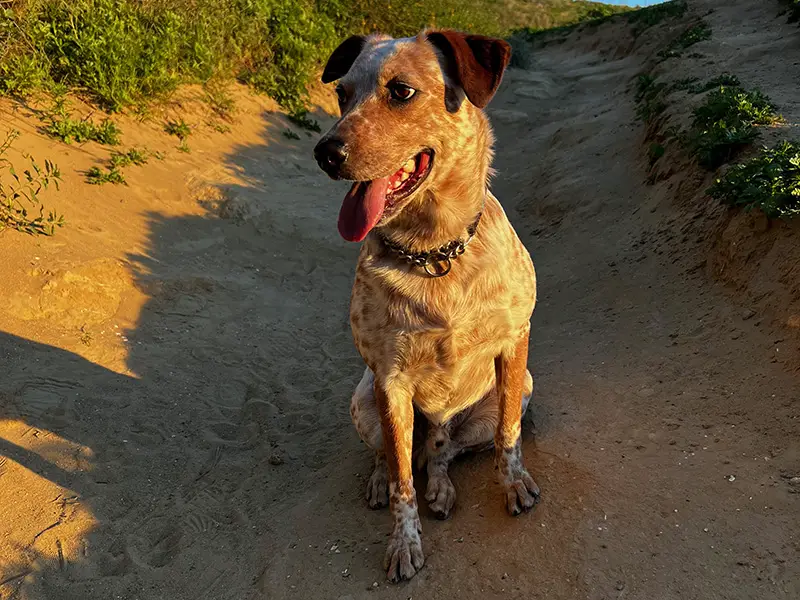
[424,370,533,519]
[350,367,390,509]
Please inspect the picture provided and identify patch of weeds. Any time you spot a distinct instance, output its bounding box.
[658,21,712,60]
[210,122,231,134]
[287,111,320,133]
[626,0,688,36]
[689,86,780,169]
[79,325,92,346]
[204,85,236,120]
[109,148,148,168]
[0,130,64,235]
[708,141,800,218]
[165,119,192,140]
[43,104,122,145]
[282,129,301,140]
[86,165,126,185]
[648,143,666,166]
[177,141,191,154]
[635,74,667,123]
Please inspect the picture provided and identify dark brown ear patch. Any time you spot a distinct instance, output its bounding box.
[427,30,511,109]
[322,35,367,83]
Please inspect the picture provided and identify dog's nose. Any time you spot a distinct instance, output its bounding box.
[314,138,348,175]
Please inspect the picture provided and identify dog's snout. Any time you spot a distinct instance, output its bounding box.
[314,138,348,176]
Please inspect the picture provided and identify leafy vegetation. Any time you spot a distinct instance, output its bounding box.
[783,0,800,24]
[708,141,800,218]
[87,148,150,185]
[287,111,321,133]
[0,0,628,113]
[689,86,780,169]
[43,102,122,145]
[86,165,126,185]
[658,21,711,59]
[0,130,63,235]
[165,119,192,141]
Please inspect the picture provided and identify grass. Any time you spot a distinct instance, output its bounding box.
[658,21,712,60]
[708,141,800,218]
[0,130,63,235]
[0,0,629,112]
[109,148,148,168]
[689,85,780,170]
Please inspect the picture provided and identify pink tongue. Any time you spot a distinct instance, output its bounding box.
[338,177,390,242]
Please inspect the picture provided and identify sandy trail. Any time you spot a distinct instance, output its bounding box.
[1,1,799,599]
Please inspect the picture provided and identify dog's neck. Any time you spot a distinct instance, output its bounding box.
[375,117,493,253]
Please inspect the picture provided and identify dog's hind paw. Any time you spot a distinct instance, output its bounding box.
[366,461,389,509]
[425,472,456,519]
[384,528,424,582]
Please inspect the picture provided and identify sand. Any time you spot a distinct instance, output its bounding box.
[1,1,798,598]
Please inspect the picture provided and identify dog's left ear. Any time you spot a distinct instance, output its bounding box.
[426,30,511,109]
[322,35,367,83]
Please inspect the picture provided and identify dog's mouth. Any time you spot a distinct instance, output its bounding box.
[338,150,434,242]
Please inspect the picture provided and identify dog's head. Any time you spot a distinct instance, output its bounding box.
[314,30,511,242]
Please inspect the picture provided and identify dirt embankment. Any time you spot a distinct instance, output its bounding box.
[1,2,799,599]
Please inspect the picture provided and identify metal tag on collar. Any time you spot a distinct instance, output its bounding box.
[423,252,452,277]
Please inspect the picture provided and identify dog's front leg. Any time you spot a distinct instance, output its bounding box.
[494,328,541,515]
[375,379,424,581]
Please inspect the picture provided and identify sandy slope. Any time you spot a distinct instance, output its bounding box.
[1,1,799,598]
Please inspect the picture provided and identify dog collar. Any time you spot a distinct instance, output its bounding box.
[376,211,483,278]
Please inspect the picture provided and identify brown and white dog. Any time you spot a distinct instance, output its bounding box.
[314,30,539,582]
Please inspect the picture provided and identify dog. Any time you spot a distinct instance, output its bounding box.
[314,29,539,582]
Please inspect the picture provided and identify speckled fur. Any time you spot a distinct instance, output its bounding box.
[322,30,540,582]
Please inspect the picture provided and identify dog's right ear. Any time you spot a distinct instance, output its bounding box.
[321,35,367,83]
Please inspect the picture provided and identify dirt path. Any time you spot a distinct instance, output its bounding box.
[1,2,799,599]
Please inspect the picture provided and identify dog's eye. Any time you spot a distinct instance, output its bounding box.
[335,85,347,105]
[389,83,416,102]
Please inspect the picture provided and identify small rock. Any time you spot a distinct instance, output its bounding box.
[741,308,755,320]
[268,454,284,466]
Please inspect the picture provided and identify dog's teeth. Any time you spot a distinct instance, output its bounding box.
[402,159,415,173]
[400,172,410,181]
[393,180,402,189]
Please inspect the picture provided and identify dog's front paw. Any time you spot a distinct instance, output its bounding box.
[425,472,456,520]
[384,526,424,582]
[501,466,540,516]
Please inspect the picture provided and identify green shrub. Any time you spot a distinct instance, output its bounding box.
[2,0,629,112]
[165,119,192,141]
[708,141,800,218]
[689,86,779,169]
[0,130,64,235]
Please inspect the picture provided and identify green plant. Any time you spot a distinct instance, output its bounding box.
[177,141,191,153]
[658,21,711,59]
[708,141,800,218]
[86,165,126,185]
[282,129,301,140]
[165,119,192,140]
[109,148,148,168]
[689,86,780,169]
[43,110,121,145]
[672,74,741,94]
[287,111,320,133]
[0,130,63,235]
[635,74,667,123]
